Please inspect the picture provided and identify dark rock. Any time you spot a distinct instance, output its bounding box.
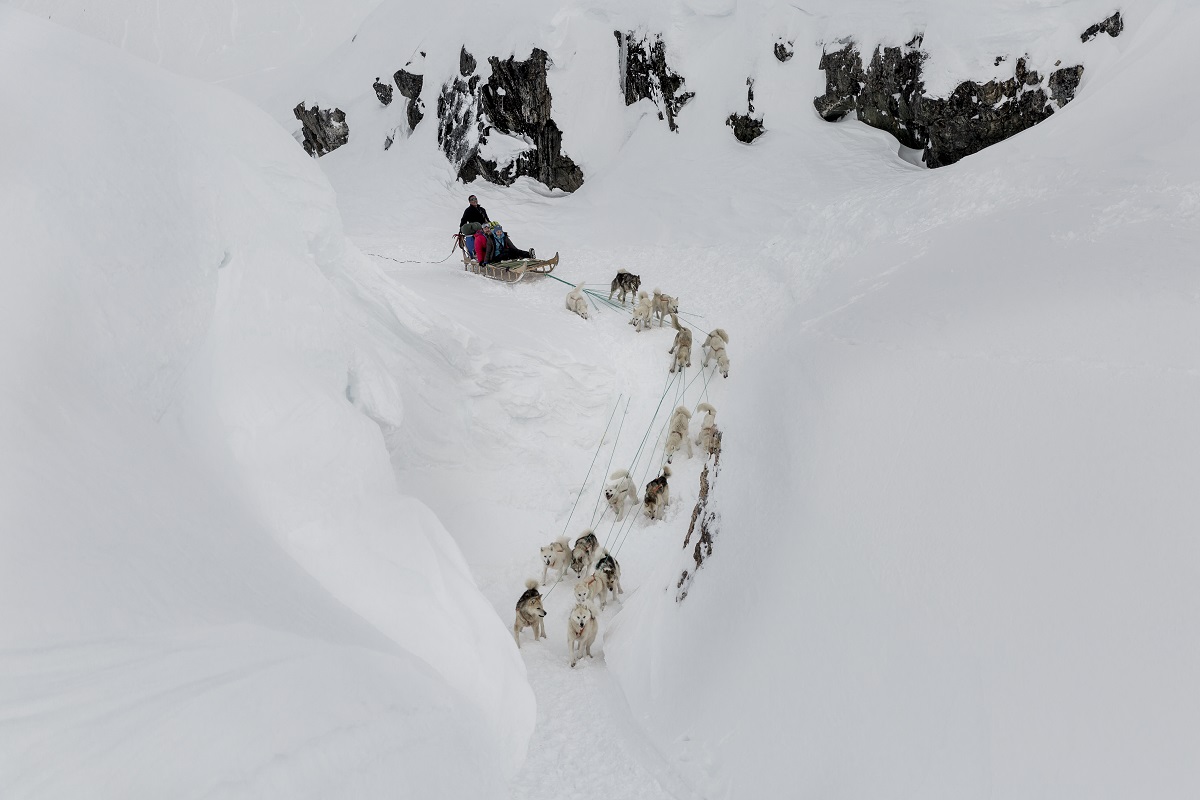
[774,39,794,62]
[372,77,393,106]
[677,431,721,603]
[393,68,425,131]
[293,102,348,157]
[437,47,584,192]
[814,38,1084,167]
[394,69,423,101]
[1082,11,1123,43]
[813,43,864,122]
[615,30,694,132]
[727,113,764,143]
[459,46,476,77]
[1048,64,1084,107]
[727,78,764,143]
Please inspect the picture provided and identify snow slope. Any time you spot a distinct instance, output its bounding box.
[0,8,531,797]
[4,0,1198,797]
[283,1,1198,797]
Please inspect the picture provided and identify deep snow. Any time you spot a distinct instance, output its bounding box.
[3,0,1199,797]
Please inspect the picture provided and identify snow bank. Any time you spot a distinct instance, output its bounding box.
[606,4,1200,798]
[0,8,531,796]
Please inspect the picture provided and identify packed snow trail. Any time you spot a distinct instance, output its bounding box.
[351,241,742,799]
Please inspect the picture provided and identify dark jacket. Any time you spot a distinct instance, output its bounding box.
[460,204,489,227]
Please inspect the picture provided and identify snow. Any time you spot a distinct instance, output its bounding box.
[0,8,530,796]
[3,0,1199,797]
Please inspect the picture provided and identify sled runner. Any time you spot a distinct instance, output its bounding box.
[456,233,558,284]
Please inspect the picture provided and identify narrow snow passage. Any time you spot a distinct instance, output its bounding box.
[354,243,732,799]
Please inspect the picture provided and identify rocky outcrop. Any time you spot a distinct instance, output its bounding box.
[774,39,794,63]
[459,45,476,77]
[293,102,348,157]
[372,78,393,106]
[1082,11,1124,43]
[814,37,1084,168]
[437,47,584,192]
[727,78,764,144]
[394,66,425,130]
[676,431,721,603]
[615,31,694,132]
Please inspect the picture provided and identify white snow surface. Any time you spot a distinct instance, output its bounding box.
[0,8,531,798]
[4,0,1200,798]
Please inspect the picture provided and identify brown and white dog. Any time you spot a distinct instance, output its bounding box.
[643,465,672,519]
[570,530,600,576]
[565,283,589,320]
[667,314,692,373]
[513,579,547,647]
[651,289,680,327]
[540,536,570,585]
[609,269,641,305]
[604,469,639,520]
[567,603,599,667]
[703,328,730,377]
[664,406,693,462]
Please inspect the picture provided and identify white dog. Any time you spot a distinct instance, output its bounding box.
[668,314,692,373]
[604,469,639,520]
[629,291,653,332]
[695,402,719,454]
[651,289,679,328]
[574,573,604,610]
[540,536,570,585]
[567,603,599,667]
[664,406,693,462]
[565,283,589,320]
[703,329,730,377]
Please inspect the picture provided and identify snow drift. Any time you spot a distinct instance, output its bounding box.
[0,8,531,797]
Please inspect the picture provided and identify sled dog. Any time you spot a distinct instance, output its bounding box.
[609,269,641,305]
[565,284,589,320]
[513,579,547,647]
[667,314,692,373]
[567,603,599,667]
[664,406,693,462]
[593,550,624,606]
[703,329,729,377]
[695,402,719,454]
[570,530,600,576]
[651,289,680,327]
[574,574,603,610]
[629,291,653,332]
[643,466,671,520]
[540,536,570,585]
[604,469,639,520]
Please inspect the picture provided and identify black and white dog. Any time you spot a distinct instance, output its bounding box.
[609,269,641,305]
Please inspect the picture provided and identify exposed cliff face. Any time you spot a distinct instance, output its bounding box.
[437,47,584,192]
[814,37,1084,168]
[394,66,425,131]
[615,31,694,132]
[293,102,348,156]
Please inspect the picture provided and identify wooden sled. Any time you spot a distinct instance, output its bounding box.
[457,235,559,284]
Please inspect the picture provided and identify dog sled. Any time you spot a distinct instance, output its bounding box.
[455,233,558,284]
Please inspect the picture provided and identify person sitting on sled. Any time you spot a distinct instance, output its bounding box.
[479,222,534,266]
[460,194,489,228]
